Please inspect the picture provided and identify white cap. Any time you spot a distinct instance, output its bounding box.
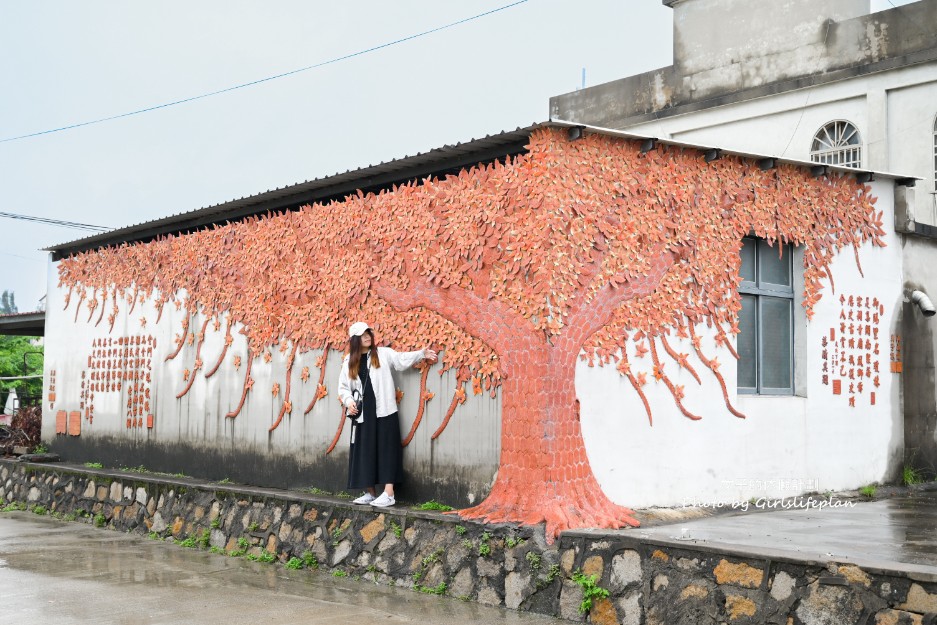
[348,321,371,337]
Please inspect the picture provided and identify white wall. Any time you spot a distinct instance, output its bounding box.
[41,268,501,500]
[626,63,937,225]
[579,180,903,507]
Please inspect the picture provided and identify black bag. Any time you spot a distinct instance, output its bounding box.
[349,365,370,419]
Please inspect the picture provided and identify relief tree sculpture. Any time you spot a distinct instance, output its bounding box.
[58,128,885,541]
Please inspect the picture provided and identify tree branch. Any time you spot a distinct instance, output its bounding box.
[566,247,677,345]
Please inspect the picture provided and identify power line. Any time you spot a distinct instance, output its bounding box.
[0,212,109,232]
[0,1,531,144]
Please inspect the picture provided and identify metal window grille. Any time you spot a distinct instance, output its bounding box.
[810,120,862,169]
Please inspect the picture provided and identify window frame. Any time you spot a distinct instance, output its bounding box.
[738,237,795,396]
[810,120,862,169]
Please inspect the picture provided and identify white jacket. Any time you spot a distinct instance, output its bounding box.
[337,346,427,419]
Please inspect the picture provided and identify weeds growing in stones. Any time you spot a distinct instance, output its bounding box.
[571,570,609,614]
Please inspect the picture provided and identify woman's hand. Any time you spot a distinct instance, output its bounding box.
[423,348,438,364]
[347,402,359,416]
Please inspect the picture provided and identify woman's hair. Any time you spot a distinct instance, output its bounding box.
[347,329,381,379]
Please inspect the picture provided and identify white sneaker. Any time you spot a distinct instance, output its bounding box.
[370,492,395,507]
[353,492,375,504]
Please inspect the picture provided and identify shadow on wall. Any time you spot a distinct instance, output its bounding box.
[47,434,494,506]
[903,298,937,479]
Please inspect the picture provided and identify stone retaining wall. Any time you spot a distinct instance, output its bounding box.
[3,459,937,624]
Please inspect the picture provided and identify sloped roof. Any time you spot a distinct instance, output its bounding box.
[47,120,914,260]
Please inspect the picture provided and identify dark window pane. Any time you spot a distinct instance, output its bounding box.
[758,241,791,288]
[761,297,792,390]
[737,295,757,389]
[740,239,756,284]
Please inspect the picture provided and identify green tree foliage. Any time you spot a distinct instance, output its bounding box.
[0,291,42,402]
[0,290,16,315]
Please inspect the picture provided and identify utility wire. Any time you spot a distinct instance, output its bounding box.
[0,212,109,232]
[0,1,531,144]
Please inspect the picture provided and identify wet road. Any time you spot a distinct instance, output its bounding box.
[0,512,565,625]
[637,490,937,573]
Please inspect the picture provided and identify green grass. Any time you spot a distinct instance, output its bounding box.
[903,465,924,486]
[390,520,402,538]
[93,513,106,527]
[506,536,526,548]
[332,570,347,578]
[415,500,454,512]
[209,546,224,554]
[859,484,877,498]
[178,536,198,548]
[417,581,447,595]
[525,551,542,570]
[285,557,303,570]
[84,462,104,469]
[119,464,148,473]
[32,444,48,454]
[245,550,275,563]
[307,486,332,496]
[455,525,466,536]
[301,551,319,569]
[1,502,27,512]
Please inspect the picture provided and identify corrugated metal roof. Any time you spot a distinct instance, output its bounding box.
[46,124,541,259]
[47,120,916,260]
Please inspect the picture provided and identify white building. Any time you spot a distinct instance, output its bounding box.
[552,0,937,487]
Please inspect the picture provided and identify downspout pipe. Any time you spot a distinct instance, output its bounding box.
[910,290,936,317]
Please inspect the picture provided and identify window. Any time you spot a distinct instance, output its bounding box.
[738,237,794,395]
[810,120,862,168]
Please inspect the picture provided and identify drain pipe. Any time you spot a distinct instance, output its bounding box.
[910,290,936,317]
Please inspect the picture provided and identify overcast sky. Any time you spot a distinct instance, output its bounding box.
[0,1,911,312]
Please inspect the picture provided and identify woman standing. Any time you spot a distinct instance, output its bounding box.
[337,322,437,507]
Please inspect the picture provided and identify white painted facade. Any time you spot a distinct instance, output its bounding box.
[624,64,937,225]
[578,180,905,507]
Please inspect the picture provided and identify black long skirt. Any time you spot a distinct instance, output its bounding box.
[347,390,403,489]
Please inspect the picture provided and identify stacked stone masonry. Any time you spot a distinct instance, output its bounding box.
[3,460,936,624]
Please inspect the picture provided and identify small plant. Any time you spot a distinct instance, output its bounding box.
[215,477,232,485]
[525,551,542,570]
[461,539,473,549]
[210,518,221,529]
[859,484,877,498]
[390,520,402,538]
[147,531,161,540]
[455,525,466,536]
[2,502,27,512]
[179,536,198,548]
[366,564,379,574]
[285,557,304,570]
[62,512,77,522]
[903,465,924,486]
[237,537,250,549]
[248,521,259,532]
[307,486,331,496]
[542,564,561,586]
[301,551,319,569]
[120,465,148,473]
[335,491,353,500]
[416,500,454,512]
[32,443,48,454]
[93,513,106,527]
[418,582,447,595]
[478,531,492,557]
[506,536,526,548]
[246,550,275,563]
[84,462,104,469]
[32,505,47,515]
[571,570,610,615]
[198,528,211,549]
[332,570,348,578]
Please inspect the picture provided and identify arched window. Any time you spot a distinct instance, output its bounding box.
[810,120,862,168]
